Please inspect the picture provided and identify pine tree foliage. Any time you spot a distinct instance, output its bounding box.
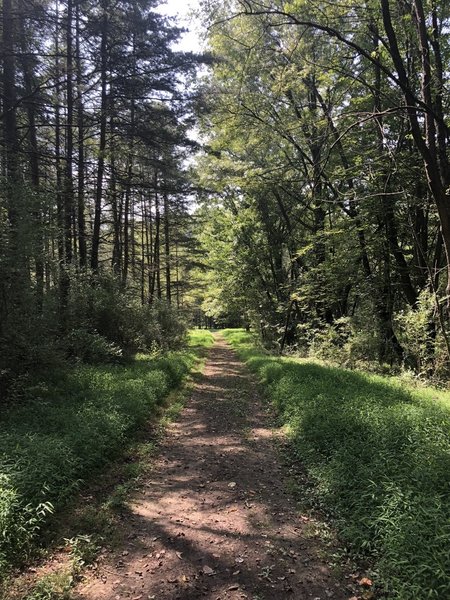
[0,0,203,393]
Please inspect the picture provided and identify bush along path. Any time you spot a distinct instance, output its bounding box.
[0,331,214,597]
[222,329,450,600]
[72,333,360,600]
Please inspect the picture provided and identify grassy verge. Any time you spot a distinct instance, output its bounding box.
[0,329,213,585]
[222,328,450,600]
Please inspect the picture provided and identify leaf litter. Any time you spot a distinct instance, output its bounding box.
[74,335,361,600]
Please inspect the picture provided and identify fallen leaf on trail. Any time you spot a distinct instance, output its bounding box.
[358,577,373,587]
[228,481,237,488]
[203,565,215,575]
[235,557,244,563]
[228,584,239,590]
[176,551,183,560]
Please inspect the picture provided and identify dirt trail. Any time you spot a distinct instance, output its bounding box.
[76,335,350,600]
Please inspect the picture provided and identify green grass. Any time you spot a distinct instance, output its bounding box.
[0,329,213,581]
[188,328,215,349]
[222,329,450,600]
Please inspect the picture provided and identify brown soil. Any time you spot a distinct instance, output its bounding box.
[74,334,355,600]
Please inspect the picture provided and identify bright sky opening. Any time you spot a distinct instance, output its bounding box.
[158,0,204,53]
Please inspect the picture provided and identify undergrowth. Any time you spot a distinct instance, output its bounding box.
[0,329,213,584]
[222,329,450,600]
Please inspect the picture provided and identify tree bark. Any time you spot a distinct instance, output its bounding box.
[163,187,171,304]
[381,0,450,303]
[91,2,108,271]
[64,0,74,266]
[18,0,44,312]
[75,0,87,267]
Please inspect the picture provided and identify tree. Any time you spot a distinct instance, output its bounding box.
[0,0,204,385]
[196,0,450,369]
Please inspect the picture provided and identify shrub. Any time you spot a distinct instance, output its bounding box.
[67,273,187,357]
[395,289,450,377]
[0,334,210,578]
[66,329,123,364]
[0,272,189,391]
[0,474,54,573]
[223,329,450,599]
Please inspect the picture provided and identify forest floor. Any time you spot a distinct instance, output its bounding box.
[72,334,358,600]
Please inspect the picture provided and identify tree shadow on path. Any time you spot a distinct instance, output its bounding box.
[75,336,352,600]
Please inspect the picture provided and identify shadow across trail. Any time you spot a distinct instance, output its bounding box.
[76,335,349,600]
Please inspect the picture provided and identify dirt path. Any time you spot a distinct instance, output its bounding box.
[76,335,351,600]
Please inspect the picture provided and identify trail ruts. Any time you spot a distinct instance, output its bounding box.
[76,334,352,600]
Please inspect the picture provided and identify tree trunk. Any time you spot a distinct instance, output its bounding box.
[91,2,108,271]
[75,0,87,267]
[64,0,74,266]
[150,172,161,303]
[163,187,171,304]
[381,0,450,304]
[18,0,44,312]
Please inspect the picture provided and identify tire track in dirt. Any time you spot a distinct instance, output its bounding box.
[75,334,351,600]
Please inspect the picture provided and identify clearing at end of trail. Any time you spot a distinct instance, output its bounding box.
[75,334,355,600]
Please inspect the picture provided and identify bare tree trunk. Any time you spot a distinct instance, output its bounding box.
[1,0,22,333]
[140,196,145,304]
[122,91,135,286]
[110,134,121,275]
[18,0,44,312]
[381,0,450,304]
[54,0,69,322]
[91,2,108,271]
[75,0,87,267]
[64,0,74,265]
[149,172,161,303]
[163,187,171,304]
[123,183,130,285]
[175,238,180,309]
[2,0,19,201]
[147,194,153,302]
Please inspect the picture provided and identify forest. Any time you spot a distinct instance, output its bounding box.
[0,0,207,384]
[197,0,450,374]
[0,0,450,599]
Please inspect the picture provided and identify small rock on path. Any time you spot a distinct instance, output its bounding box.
[75,334,350,600]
